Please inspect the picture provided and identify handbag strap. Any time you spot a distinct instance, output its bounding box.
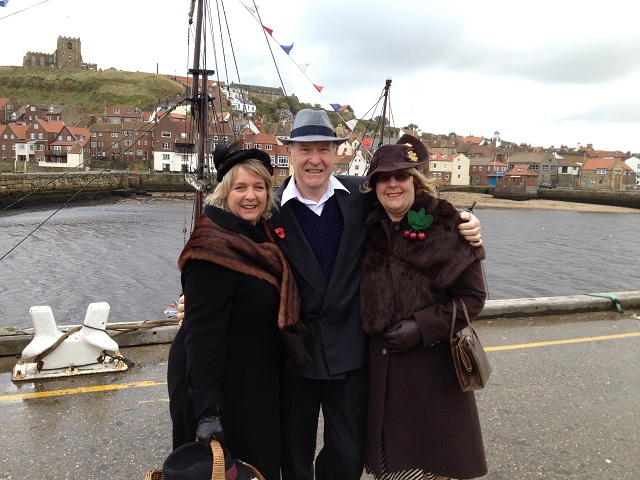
[449,297,474,341]
[210,439,225,480]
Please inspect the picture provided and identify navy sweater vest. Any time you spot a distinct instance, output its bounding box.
[288,196,344,281]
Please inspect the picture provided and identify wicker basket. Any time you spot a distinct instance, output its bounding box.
[144,439,265,480]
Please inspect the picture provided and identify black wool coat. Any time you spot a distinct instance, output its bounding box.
[360,193,488,479]
[167,206,283,480]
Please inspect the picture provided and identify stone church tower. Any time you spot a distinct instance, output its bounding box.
[23,36,97,70]
[55,36,82,69]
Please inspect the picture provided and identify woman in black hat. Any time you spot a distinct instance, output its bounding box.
[360,142,488,480]
[167,142,307,479]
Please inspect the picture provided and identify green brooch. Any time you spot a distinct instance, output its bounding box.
[404,207,433,240]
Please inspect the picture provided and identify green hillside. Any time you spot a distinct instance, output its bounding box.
[0,66,186,111]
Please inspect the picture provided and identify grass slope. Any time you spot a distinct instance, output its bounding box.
[0,66,186,111]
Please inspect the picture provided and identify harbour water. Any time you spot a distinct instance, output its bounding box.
[1,198,639,329]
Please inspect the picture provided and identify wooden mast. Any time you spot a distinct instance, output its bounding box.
[188,0,214,218]
[378,78,392,147]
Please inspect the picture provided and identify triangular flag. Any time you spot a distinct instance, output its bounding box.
[263,25,273,36]
[314,84,324,92]
[297,62,309,74]
[346,119,358,131]
[362,139,373,149]
[0,0,8,6]
[280,44,294,55]
[330,104,342,112]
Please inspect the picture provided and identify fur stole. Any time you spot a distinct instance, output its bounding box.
[179,208,309,364]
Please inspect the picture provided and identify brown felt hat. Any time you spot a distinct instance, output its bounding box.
[366,136,429,179]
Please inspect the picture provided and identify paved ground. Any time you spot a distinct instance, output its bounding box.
[0,311,638,479]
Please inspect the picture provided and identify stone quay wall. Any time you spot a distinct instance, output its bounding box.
[2,172,639,210]
[0,172,190,209]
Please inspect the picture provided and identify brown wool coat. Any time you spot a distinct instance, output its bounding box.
[360,193,488,479]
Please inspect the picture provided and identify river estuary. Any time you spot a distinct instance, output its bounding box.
[1,198,639,328]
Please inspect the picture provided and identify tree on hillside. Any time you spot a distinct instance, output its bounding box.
[404,123,418,131]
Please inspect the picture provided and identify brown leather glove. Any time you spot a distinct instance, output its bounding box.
[380,319,422,353]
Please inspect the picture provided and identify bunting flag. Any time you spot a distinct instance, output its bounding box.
[240,2,350,124]
[280,43,293,55]
[346,119,358,131]
[0,0,9,6]
[361,139,373,149]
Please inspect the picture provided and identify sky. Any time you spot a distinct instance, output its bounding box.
[2,0,640,153]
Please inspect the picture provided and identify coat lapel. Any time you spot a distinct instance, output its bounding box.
[271,183,327,297]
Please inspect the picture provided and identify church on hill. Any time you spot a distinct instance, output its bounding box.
[23,36,97,71]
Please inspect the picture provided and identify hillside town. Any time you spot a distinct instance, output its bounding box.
[3,35,640,193]
[2,88,639,193]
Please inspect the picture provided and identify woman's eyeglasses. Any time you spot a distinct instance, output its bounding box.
[375,171,412,183]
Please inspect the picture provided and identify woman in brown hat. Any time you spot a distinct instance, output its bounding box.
[360,141,488,480]
[167,142,307,479]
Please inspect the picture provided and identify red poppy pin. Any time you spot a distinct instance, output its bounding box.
[274,227,285,239]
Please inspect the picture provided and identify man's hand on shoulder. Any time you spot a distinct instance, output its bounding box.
[458,212,482,247]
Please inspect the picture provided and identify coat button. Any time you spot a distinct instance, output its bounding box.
[394,225,401,231]
[382,348,388,355]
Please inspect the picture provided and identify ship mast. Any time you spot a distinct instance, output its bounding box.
[378,78,392,147]
[188,0,214,218]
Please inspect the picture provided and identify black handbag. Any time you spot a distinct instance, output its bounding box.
[449,298,491,391]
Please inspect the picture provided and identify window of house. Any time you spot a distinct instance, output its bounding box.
[163,154,170,160]
[30,134,35,140]
[432,162,437,169]
[530,164,539,170]
[162,142,171,150]
[597,168,606,174]
[113,108,120,114]
[457,174,461,179]
[265,144,273,151]
[542,164,550,170]
[34,124,39,129]
[255,144,262,150]
[517,168,524,172]
[479,166,483,171]
[111,142,119,148]
[58,135,62,141]
[162,131,171,138]
[111,133,118,138]
[53,146,61,154]
[445,174,450,179]
[124,140,133,147]
[279,168,288,176]
[458,165,461,170]
[66,136,72,142]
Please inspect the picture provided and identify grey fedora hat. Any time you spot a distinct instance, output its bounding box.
[278,109,348,145]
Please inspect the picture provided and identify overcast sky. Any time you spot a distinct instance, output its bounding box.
[2,0,640,153]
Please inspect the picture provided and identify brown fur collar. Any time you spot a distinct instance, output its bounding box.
[360,193,485,334]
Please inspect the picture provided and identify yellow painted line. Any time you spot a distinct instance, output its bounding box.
[486,332,640,352]
[0,379,166,403]
[1,332,638,402]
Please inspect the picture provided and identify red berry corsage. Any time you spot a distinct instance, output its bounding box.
[403,207,433,241]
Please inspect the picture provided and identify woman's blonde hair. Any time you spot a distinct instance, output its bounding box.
[360,167,437,197]
[206,159,276,220]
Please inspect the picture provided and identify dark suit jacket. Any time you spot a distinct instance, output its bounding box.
[270,176,370,379]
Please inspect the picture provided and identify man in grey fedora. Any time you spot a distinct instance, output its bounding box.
[272,109,482,480]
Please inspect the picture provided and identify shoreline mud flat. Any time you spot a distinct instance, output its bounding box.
[438,191,640,214]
